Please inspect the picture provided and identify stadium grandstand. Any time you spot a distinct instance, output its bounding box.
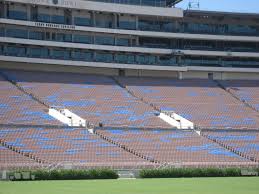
[0,0,259,172]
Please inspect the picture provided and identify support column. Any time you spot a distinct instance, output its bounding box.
[135,15,138,30]
[113,13,117,29]
[178,71,183,80]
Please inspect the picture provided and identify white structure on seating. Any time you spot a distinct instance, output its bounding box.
[159,111,194,129]
[49,107,86,127]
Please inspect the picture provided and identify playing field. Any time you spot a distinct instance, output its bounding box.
[1,177,259,194]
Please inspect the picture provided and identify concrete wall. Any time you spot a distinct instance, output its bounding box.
[1,59,259,80]
[7,0,183,18]
[0,61,118,75]
[222,72,259,80]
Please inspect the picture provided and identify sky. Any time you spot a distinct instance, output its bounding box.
[175,0,259,13]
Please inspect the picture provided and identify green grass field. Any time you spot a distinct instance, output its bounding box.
[1,177,259,194]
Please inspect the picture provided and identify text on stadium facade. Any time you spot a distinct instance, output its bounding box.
[29,0,77,7]
[35,22,76,30]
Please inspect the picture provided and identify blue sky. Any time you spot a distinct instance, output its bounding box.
[176,0,259,13]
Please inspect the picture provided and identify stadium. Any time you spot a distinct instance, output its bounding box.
[0,0,259,193]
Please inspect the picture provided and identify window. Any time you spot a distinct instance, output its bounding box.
[116,38,130,46]
[96,52,113,63]
[5,45,26,57]
[0,45,3,55]
[158,56,176,66]
[0,28,4,37]
[29,31,44,40]
[37,14,51,23]
[115,54,135,64]
[52,49,70,60]
[74,34,92,44]
[74,17,91,26]
[72,50,92,61]
[6,28,28,39]
[118,21,136,30]
[8,10,27,20]
[29,47,48,58]
[51,15,65,24]
[95,36,114,45]
[54,33,72,42]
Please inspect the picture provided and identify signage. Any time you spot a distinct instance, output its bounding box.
[29,0,77,7]
[35,22,76,30]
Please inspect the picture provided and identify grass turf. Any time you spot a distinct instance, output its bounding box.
[1,177,259,194]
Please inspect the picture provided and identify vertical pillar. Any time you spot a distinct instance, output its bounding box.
[113,13,117,29]
[26,4,31,20]
[91,11,95,27]
[178,72,183,80]
[135,15,138,30]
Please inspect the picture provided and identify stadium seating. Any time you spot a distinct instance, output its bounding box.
[0,145,40,170]
[116,77,259,129]
[0,69,259,170]
[219,80,259,112]
[2,70,171,128]
[96,128,256,167]
[0,75,62,126]
[203,130,259,162]
[0,127,152,169]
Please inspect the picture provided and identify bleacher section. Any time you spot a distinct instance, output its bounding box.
[219,80,259,112]
[0,127,152,169]
[0,69,259,170]
[0,145,40,170]
[116,77,259,129]
[203,131,259,162]
[96,128,256,167]
[2,70,171,128]
[0,75,62,126]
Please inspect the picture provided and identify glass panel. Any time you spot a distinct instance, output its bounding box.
[52,49,70,60]
[0,28,4,37]
[159,56,176,66]
[74,17,91,26]
[29,47,48,58]
[29,31,44,40]
[72,50,92,61]
[51,15,65,24]
[5,45,26,57]
[6,28,28,39]
[8,10,27,20]
[53,33,72,42]
[74,35,92,44]
[0,45,3,55]
[96,21,112,28]
[115,54,128,63]
[116,38,130,46]
[95,36,114,45]
[148,55,156,64]
[228,25,257,35]
[96,52,113,62]
[136,55,146,64]
[37,14,51,23]
[118,21,136,30]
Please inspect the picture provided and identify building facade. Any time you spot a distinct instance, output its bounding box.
[0,0,259,79]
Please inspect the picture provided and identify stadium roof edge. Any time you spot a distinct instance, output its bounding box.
[184,9,259,18]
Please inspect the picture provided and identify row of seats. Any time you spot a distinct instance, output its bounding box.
[219,80,259,112]
[203,131,259,162]
[0,145,40,170]
[2,70,171,128]
[96,128,257,167]
[116,77,259,129]
[0,127,152,169]
[0,75,62,126]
